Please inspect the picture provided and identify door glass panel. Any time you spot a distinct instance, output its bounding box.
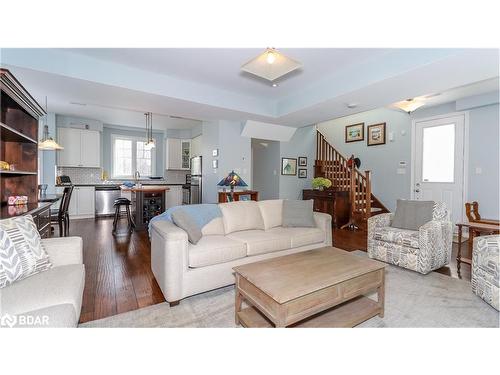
[422,123,455,183]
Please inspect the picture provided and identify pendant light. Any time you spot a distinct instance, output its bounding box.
[38,96,64,150]
[144,112,155,150]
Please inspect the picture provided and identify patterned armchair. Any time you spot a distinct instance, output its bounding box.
[367,202,453,274]
[472,235,499,310]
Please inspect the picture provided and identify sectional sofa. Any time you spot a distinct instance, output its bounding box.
[150,199,332,305]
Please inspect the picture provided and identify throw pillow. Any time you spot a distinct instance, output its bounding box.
[0,215,52,289]
[391,199,435,231]
[171,209,203,244]
[282,200,316,228]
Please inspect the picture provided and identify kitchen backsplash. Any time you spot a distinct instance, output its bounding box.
[165,170,189,184]
[57,167,102,184]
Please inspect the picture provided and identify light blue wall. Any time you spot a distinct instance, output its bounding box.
[317,109,412,210]
[279,125,316,200]
[102,125,165,177]
[252,139,280,200]
[201,120,252,203]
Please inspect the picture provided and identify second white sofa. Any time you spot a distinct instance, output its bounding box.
[150,199,332,305]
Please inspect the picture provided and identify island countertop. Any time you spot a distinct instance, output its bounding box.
[120,185,170,193]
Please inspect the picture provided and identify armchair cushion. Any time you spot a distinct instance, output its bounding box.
[391,199,434,231]
[374,227,419,249]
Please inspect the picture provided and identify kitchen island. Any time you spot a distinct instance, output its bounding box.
[120,185,169,231]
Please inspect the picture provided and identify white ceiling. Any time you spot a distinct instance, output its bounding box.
[64,48,392,99]
[1,48,498,129]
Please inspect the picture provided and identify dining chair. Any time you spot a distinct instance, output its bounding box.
[50,185,74,237]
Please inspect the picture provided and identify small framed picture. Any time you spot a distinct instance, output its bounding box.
[281,157,297,176]
[345,123,364,143]
[239,194,251,201]
[367,123,386,146]
[298,168,307,178]
[298,157,307,167]
[212,160,218,168]
[212,149,219,157]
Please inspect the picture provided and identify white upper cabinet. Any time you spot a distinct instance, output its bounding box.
[191,135,202,157]
[166,138,191,170]
[57,128,101,167]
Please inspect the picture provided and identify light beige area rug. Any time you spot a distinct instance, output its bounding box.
[80,251,499,328]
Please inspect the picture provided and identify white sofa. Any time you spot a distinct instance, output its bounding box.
[150,200,332,305]
[0,237,85,328]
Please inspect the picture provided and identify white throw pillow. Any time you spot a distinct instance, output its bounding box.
[218,201,265,234]
[0,215,52,289]
[258,200,284,230]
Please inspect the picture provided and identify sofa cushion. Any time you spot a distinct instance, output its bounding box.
[227,230,292,256]
[392,199,434,230]
[1,264,85,318]
[201,217,225,236]
[218,201,264,234]
[268,227,325,248]
[0,215,52,288]
[188,235,247,268]
[374,226,420,249]
[258,200,283,230]
[282,200,315,228]
[11,304,77,328]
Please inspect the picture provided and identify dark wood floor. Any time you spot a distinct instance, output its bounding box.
[64,218,471,323]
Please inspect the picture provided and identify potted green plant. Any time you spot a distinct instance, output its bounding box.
[311,177,332,191]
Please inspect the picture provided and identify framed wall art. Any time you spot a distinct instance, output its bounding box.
[367,123,386,146]
[281,157,297,176]
[298,168,307,178]
[298,156,307,166]
[345,123,364,143]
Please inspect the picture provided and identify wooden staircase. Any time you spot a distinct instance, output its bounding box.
[315,130,389,229]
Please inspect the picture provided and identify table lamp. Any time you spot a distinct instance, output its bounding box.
[217,170,248,198]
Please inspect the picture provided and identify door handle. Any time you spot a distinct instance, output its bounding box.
[414,189,420,193]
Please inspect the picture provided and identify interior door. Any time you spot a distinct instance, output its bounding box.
[413,114,465,224]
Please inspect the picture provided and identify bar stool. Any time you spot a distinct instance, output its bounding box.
[112,198,135,234]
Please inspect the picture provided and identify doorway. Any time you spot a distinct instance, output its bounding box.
[251,138,280,200]
[411,113,468,224]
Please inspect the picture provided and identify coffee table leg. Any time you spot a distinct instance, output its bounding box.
[235,276,242,325]
[378,270,385,318]
[456,225,462,278]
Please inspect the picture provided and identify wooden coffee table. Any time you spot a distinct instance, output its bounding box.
[233,247,385,328]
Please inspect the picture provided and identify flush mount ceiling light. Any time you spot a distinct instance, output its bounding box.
[241,48,302,82]
[38,97,64,151]
[144,112,156,150]
[393,98,425,114]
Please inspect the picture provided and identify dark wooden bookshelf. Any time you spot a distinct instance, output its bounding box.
[0,68,45,212]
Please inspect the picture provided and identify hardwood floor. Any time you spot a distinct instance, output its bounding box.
[64,218,472,324]
[64,217,165,324]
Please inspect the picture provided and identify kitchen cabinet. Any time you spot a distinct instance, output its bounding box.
[166,138,191,170]
[57,127,101,167]
[56,186,95,218]
[191,135,202,157]
[166,186,183,208]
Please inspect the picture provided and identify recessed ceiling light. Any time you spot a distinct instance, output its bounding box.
[272,83,278,87]
[346,103,358,109]
[241,48,302,81]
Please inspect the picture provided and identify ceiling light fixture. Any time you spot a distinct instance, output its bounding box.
[38,96,64,151]
[144,112,156,150]
[393,98,425,114]
[241,48,302,82]
[272,83,278,87]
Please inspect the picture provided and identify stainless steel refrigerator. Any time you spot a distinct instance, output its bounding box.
[190,156,202,204]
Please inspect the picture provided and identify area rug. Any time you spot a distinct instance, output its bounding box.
[80,251,499,328]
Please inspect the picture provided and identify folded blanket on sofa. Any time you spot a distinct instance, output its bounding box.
[148,204,222,237]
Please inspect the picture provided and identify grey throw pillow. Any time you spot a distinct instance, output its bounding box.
[0,215,52,289]
[391,199,434,231]
[282,200,316,228]
[171,209,203,244]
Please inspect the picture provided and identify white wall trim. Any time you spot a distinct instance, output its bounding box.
[410,111,469,222]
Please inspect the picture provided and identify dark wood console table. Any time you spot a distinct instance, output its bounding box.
[218,190,259,203]
[302,189,350,229]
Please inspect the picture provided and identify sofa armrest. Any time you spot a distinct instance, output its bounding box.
[418,219,453,271]
[150,220,189,302]
[367,213,393,239]
[313,212,332,246]
[41,237,83,267]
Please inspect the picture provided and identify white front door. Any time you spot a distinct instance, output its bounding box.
[412,113,466,224]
